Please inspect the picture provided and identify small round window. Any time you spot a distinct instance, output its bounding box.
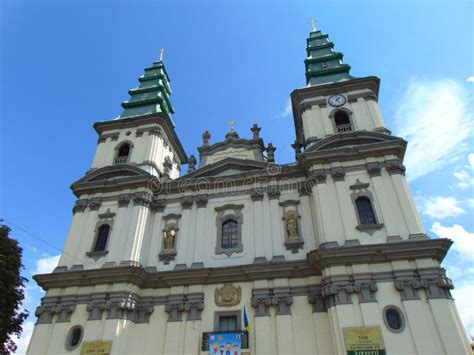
[383,306,405,333]
[66,325,83,351]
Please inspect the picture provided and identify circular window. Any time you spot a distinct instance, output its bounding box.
[383,306,405,333]
[65,325,83,351]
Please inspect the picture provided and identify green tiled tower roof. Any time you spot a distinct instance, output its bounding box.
[118,59,175,125]
[304,27,354,86]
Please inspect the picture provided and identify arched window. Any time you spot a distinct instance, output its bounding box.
[94,224,110,252]
[355,197,376,225]
[334,111,352,133]
[221,220,239,249]
[114,142,131,164]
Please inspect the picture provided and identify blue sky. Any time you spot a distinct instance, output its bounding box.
[1,0,473,352]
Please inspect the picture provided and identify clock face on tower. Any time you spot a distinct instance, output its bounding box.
[328,95,346,107]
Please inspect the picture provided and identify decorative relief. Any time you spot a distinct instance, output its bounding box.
[195,194,209,208]
[321,275,378,307]
[309,169,328,184]
[251,287,293,316]
[133,192,153,207]
[394,269,454,300]
[181,197,194,209]
[330,167,346,182]
[72,199,88,214]
[307,286,326,313]
[251,289,272,317]
[215,283,241,307]
[385,160,406,176]
[366,163,382,177]
[36,292,204,324]
[267,186,280,199]
[165,293,204,322]
[88,198,102,211]
[105,294,137,321]
[184,294,205,321]
[271,288,293,315]
[118,194,132,208]
[250,189,264,201]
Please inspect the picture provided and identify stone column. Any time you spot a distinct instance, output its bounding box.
[311,170,345,246]
[273,288,295,354]
[330,167,354,239]
[385,161,424,236]
[193,195,208,265]
[267,187,284,258]
[183,293,204,354]
[121,192,152,263]
[250,190,266,261]
[164,294,186,354]
[308,286,335,354]
[146,200,165,265]
[175,197,193,267]
[251,288,272,354]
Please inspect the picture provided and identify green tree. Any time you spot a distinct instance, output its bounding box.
[0,225,29,354]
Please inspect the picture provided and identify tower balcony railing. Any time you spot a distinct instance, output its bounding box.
[114,156,128,165]
[201,330,249,353]
[336,124,352,133]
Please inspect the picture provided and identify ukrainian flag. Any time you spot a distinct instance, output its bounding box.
[243,306,250,331]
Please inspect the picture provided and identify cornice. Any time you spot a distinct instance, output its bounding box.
[308,238,452,269]
[34,260,317,291]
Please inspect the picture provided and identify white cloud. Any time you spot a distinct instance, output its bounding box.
[452,283,474,337]
[420,196,466,219]
[395,79,472,181]
[452,153,474,189]
[431,222,474,261]
[467,76,474,83]
[13,320,34,354]
[32,254,60,275]
[276,99,292,119]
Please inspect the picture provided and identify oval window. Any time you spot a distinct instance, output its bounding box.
[65,325,83,351]
[383,306,405,332]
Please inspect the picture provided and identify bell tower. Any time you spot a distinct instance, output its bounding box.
[57,55,187,269]
[90,56,187,179]
[291,24,390,149]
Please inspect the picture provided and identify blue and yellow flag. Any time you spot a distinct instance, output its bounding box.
[243,306,250,331]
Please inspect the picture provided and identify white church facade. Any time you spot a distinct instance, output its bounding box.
[27,26,471,355]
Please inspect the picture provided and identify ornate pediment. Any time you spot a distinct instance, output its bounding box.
[74,164,151,184]
[180,157,270,178]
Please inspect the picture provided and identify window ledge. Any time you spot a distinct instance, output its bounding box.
[356,223,384,235]
[86,250,108,261]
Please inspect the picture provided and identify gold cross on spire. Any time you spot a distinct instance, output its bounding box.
[160,48,166,61]
[228,119,236,130]
[308,19,317,32]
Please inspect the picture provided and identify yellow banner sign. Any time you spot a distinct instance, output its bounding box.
[80,341,112,355]
[343,326,385,351]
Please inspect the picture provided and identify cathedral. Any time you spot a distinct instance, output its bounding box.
[27,24,470,355]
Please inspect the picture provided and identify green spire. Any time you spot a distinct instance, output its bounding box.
[304,26,354,86]
[118,53,175,124]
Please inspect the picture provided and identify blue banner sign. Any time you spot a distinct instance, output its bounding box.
[208,332,241,355]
